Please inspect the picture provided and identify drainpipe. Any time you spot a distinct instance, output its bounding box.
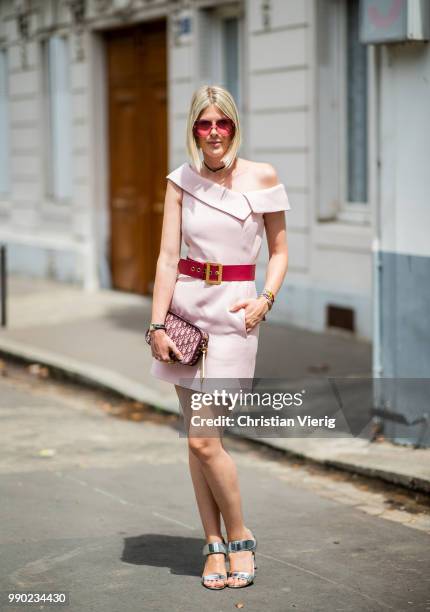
[372,45,384,436]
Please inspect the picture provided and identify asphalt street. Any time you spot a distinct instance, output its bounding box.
[1,362,429,612]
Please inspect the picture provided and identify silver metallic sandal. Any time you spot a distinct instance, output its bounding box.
[227,532,257,588]
[201,539,228,590]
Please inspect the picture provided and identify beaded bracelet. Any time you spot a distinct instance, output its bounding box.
[262,289,275,304]
[259,294,272,310]
[258,290,275,321]
[260,290,275,310]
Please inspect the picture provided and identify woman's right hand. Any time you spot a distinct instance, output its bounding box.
[150,330,184,363]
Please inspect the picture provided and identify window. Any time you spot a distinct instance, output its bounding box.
[346,0,368,204]
[221,17,240,108]
[198,5,242,110]
[42,35,73,201]
[0,49,9,196]
[317,0,371,223]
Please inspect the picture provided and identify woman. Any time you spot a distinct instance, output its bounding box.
[148,85,290,589]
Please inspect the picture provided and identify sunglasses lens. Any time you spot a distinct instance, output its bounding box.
[194,120,212,135]
[217,119,234,134]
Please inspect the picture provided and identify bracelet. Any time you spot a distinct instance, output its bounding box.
[262,289,275,304]
[259,293,274,310]
[257,295,271,322]
[261,296,272,311]
[149,323,166,332]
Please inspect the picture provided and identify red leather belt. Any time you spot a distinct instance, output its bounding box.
[178,257,255,284]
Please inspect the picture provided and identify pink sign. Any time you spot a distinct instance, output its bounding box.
[368,0,404,29]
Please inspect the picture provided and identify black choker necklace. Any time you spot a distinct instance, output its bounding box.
[203,160,225,173]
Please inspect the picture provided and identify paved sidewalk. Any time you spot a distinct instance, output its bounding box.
[0,275,429,493]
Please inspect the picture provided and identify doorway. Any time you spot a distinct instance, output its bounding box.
[105,20,167,295]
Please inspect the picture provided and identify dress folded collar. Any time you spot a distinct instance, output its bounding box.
[166,163,290,220]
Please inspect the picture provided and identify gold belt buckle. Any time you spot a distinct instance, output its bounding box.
[204,261,223,284]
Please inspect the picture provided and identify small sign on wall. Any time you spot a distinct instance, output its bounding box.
[171,8,193,46]
[360,0,430,43]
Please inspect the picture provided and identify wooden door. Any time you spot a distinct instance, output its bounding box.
[106,20,167,295]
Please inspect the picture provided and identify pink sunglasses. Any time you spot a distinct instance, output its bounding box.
[193,118,235,138]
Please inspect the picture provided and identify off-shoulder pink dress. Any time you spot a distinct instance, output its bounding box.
[150,162,291,391]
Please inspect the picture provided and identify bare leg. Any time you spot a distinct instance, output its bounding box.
[176,385,225,588]
[175,384,255,587]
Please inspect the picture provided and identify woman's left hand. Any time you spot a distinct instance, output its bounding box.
[229,297,269,334]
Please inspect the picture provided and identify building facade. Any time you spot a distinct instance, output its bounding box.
[1,1,429,379]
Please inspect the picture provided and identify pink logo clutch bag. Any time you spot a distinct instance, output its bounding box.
[146,310,209,367]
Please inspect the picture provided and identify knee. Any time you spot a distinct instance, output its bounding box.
[188,438,221,462]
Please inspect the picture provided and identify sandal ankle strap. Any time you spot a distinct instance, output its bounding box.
[227,538,257,553]
[202,540,227,556]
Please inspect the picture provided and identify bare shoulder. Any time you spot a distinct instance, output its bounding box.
[166,177,183,196]
[239,159,280,189]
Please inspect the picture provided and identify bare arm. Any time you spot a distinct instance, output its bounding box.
[262,213,289,299]
[150,179,184,362]
[151,179,182,323]
[261,164,289,300]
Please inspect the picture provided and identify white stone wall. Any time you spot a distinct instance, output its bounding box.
[0,0,97,287]
[245,0,311,306]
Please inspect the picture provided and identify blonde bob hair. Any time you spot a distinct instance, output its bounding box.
[186,85,241,171]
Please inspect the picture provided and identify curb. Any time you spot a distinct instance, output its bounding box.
[0,338,179,414]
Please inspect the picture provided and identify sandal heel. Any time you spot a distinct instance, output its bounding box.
[227,530,257,588]
[201,539,228,590]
